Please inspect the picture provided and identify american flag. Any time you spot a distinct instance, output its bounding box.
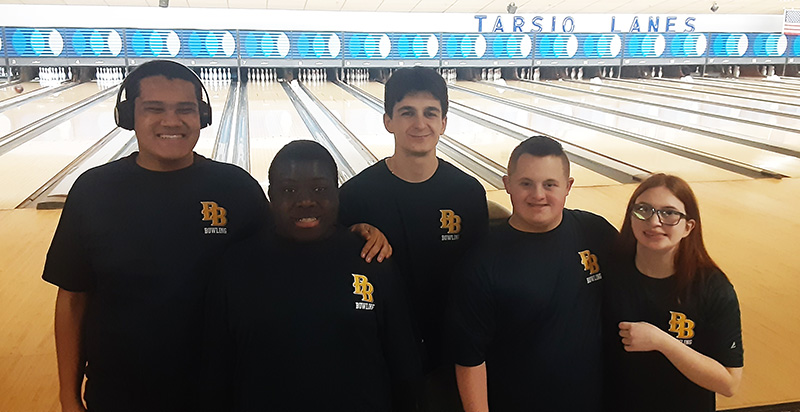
[785,9,800,36]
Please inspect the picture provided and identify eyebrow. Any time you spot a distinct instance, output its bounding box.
[397,105,441,113]
[139,101,198,107]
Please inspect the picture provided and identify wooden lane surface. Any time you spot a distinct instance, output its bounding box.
[631,79,800,110]
[0,177,798,411]
[247,81,314,186]
[462,81,800,178]
[0,94,118,210]
[552,79,800,130]
[0,209,61,412]
[0,82,43,102]
[449,84,746,182]
[506,80,800,155]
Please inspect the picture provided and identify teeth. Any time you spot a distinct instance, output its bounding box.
[159,134,182,139]
[297,217,317,222]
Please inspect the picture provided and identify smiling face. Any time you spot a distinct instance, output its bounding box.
[631,186,695,255]
[383,91,447,158]
[268,159,338,242]
[503,154,573,233]
[133,75,201,171]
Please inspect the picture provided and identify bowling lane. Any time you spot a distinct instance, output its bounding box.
[193,81,232,159]
[721,77,800,93]
[0,82,110,136]
[503,80,800,155]
[449,82,745,182]
[0,82,43,102]
[0,84,118,209]
[462,81,800,177]
[625,78,800,108]
[595,78,800,114]
[691,77,800,96]
[355,81,618,187]
[541,79,800,130]
[248,80,313,185]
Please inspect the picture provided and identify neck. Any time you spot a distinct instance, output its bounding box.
[135,153,195,172]
[634,244,677,279]
[386,153,438,183]
[508,214,562,233]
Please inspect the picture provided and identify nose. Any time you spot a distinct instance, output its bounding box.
[160,109,182,126]
[529,185,546,200]
[645,212,662,226]
[411,113,426,129]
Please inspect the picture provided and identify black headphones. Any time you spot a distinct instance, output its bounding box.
[114,60,212,131]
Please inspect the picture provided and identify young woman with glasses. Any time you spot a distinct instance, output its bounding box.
[603,173,743,412]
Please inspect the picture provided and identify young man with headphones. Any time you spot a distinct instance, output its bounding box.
[42,60,270,412]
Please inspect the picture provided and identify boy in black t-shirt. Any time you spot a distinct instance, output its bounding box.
[449,136,617,412]
[202,141,420,411]
[339,67,489,411]
[42,60,272,412]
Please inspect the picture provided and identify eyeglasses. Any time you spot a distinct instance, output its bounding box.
[631,203,687,226]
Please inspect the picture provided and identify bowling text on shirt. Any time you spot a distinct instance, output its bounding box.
[201,201,228,234]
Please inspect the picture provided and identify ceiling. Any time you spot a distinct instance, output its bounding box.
[0,0,797,14]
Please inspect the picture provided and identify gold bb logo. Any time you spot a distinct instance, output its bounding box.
[669,311,695,339]
[440,209,462,234]
[578,250,600,275]
[352,274,374,302]
[201,201,228,226]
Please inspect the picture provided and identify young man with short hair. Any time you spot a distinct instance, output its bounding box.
[43,60,271,412]
[339,67,489,410]
[449,136,618,412]
[202,140,420,411]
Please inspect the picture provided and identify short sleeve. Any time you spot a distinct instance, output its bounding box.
[447,253,496,367]
[42,176,95,292]
[704,273,744,368]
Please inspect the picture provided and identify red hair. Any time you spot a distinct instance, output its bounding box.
[616,174,723,297]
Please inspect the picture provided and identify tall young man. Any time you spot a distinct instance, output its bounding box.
[42,60,271,412]
[339,67,489,410]
[202,140,420,411]
[449,136,618,412]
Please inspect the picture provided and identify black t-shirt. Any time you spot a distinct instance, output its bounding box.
[42,153,270,412]
[202,228,421,412]
[449,210,617,412]
[603,259,744,412]
[339,158,488,370]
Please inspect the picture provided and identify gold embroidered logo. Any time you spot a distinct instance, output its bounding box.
[440,209,462,234]
[578,250,600,274]
[352,274,374,303]
[201,201,228,227]
[669,311,695,339]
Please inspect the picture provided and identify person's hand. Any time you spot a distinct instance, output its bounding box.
[619,321,669,352]
[350,223,393,263]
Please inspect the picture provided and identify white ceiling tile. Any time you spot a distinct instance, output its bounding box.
[63,0,108,5]
[267,0,305,9]
[0,0,792,16]
[305,0,344,10]
[340,0,379,11]
[228,0,266,7]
